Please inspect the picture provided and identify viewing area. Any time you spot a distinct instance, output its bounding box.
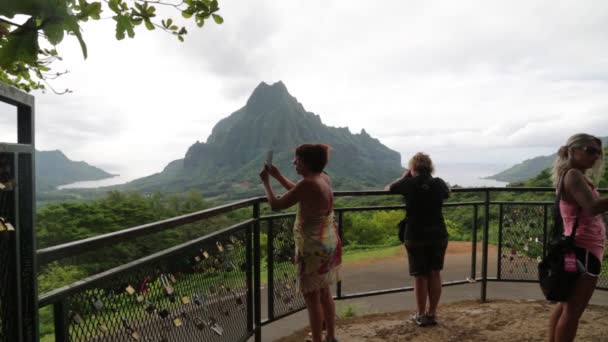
[1,85,607,342]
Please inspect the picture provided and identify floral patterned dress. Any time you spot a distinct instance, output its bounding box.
[293,206,342,294]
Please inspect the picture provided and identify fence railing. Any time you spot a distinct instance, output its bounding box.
[35,188,608,342]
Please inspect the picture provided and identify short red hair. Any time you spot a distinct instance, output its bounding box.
[295,144,330,173]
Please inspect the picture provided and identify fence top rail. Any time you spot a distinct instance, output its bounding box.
[38,219,254,307]
[37,196,260,265]
[0,81,35,107]
[0,143,35,153]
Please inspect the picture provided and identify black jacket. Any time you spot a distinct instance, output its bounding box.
[389,174,450,241]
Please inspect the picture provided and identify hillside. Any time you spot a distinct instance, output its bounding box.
[124,81,404,197]
[488,137,608,183]
[37,150,114,191]
[509,146,608,187]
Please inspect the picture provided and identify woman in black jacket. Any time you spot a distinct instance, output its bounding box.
[385,152,450,327]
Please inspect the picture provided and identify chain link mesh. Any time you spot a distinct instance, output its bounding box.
[500,205,547,281]
[265,216,305,319]
[61,225,251,342]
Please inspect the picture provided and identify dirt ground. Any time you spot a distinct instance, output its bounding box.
[276,299,608,342]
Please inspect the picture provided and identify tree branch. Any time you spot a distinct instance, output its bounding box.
[0,18,23,28]
[139,0,185,9]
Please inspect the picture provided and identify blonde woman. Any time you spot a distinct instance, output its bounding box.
[548,133,607,342]
[385,152,450,326]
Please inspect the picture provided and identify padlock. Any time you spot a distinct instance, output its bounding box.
[210,322,224,336]
[93,299,104,311]
[158,308,170,319]
[194,317,206,330]
[192,294,203,306]
[136,295,145,303]
[181,296,191,305]
[0,217,14,232]
[139,277,151,294]
[173,318,183,327]
[98,323,109,333]
[144,302,156,314]
[71,312,84,325]
[216,241,224,253]
[130,331,140,340]
[203,251,210,259]
[161,275,174,296]
[125,285,136,295]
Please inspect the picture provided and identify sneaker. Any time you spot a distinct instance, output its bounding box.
[411,312,428,327]
[425,313,438,326]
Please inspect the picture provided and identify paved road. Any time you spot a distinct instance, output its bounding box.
[250,243,608,342]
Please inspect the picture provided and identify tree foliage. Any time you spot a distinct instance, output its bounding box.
[0,0,223,93]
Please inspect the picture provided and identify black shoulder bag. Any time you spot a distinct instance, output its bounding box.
[538,172,583,302]
[397,217,408,243]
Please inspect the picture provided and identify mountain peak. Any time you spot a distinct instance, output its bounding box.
[246,81,292,112]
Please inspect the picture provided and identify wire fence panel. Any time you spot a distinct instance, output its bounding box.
[264,216,305,320]
[47,224,252,342]
[500,205,547,281]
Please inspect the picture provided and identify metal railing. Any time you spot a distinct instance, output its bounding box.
[35,188,608,341]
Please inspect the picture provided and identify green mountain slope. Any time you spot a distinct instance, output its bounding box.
[488,137,608,183]
[37,150,114,191]
[125,81,404,197]
[510,146,608,187]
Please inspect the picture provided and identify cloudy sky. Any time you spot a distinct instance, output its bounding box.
[2,0,608,182]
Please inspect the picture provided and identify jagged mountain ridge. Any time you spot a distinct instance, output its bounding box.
[126,81,403,196]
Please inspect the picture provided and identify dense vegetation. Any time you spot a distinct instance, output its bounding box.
[36,190,249,292]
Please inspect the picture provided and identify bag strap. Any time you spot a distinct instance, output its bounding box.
[554,169,580,241]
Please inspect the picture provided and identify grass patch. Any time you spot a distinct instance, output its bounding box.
[342,245,402,264]
[338,304,359,318]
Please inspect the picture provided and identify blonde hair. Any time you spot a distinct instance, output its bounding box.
[409,152,434,175]
[551,133,604,186]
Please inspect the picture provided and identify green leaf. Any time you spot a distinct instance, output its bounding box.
[65,16,88,58]
[170,25,178,31]
[42,22,65,45]
[210,0,219,11]
[114,14,135,40]
[0,30,39,68]
[182,11,193,19]
[195,15,205,27]
[178,35,184,42]
[108,0,121,14]
[144,19,155,31]
[212,14,223,24]
[87,2,102,20]
[167,18,173,27]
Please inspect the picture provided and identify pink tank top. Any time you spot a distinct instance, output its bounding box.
[560,186,606,261]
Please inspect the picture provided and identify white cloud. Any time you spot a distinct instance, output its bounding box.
[3,0,608,180]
